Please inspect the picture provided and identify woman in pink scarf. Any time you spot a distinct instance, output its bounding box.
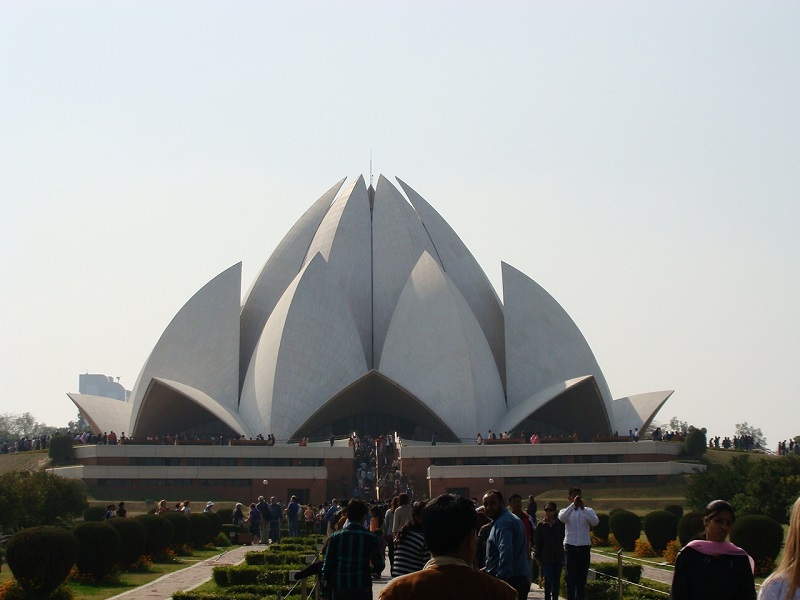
[671,499,755,600]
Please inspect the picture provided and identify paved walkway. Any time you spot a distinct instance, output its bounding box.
[106,544,548,599]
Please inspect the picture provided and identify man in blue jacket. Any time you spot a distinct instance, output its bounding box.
[482,489,531,600]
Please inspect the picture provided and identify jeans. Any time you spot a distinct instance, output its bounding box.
[505,575,531,600]
[565,544,591,600]
[288,518,300,537]
[331,587,372,600]
[270,519,281,542]
[541,562,563,600]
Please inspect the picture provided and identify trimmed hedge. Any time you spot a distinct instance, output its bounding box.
[135,513,174,557]
[591,561,642,584]
[73,521,121,579]
[107,517,148,566]
[592,513,610,542]
[643,510,678,554]
[244,551,311,565]
[174,593,303,600]
[664,504,684,520]
[6,526,79,598]
[212,563,304,586]
[609,509,641,551]
[188,513,216,548]
[730,514,784,565]
[677,511,704,545]
[83,505,107,522]
[161,512,192,546]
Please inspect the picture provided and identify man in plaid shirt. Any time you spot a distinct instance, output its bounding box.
[322,499,385,600]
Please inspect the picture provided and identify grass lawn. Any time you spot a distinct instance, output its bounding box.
[0,548,222,600]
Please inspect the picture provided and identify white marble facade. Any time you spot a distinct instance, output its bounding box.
[69,175,671,442]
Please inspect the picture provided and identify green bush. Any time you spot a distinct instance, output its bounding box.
[591,561,642,584]
[213,563,303,586]
[206,511,223,538]
[47,434,74,465]
[72,521,121,579]
[216,507,234,525]
[82,505,106,522]
[609,509,641,551]
[643,510,678,554]
[161,511,192,547]
[215,532,232,547]
[107,517,148,567]
[592,513,610,541]
[677,511,704,545]
[6,526,79,598]
[664,504,683,520]
[135,513,174,557]
[0,581,74,600]
[684,426,707,458]
[188,513,215,548]
[730,514,784,565]
[0,470,88,532]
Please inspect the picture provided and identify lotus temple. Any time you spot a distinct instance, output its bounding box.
[57,175,697,502]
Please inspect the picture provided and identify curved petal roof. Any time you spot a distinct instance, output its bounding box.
[128,262,241,432]
[73,174,671,442]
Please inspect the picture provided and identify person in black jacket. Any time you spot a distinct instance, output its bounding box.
[534,501,565,600]
[670,499,755,600]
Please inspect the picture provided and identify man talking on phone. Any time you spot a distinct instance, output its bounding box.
[558,487,599,600]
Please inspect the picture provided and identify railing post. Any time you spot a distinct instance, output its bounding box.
[301,577,308,600]
[617,549,623,600]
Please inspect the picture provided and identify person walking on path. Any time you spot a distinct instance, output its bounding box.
[321,499,385,600]
[558,487,599,600]
[482,489,531,600]
[535,501,565,600]
[379,494,516,600]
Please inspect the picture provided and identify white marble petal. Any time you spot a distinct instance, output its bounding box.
[502,261,614,418]
[302,176,373,367]
[371,175,441,366]
[132,378,251,438]
[240,178,345,388]
[397,177,506,389]
[239,253,368,440]
[611,391,674,436]
[128,263,242,433]
[67,393,133,436]
[379,252,506,440]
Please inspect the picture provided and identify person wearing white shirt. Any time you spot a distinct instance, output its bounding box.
[558,487,599,600]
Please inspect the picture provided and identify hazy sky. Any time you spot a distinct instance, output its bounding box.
[1,1,798,446]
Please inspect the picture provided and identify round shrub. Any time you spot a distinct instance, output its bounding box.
[643,510,678,554]
[107,516,148,567]
[188,513,215,548]
[609,509,641,551]
[73,521,121,579]
[47,434,74,465]
[135,514,174,557]
[677,511,705,545]
[664,504,683,520]
[217,506,234,525]
[6,526,79,598]
[161,511,192,547]
[206,511,223,538]
[592,513,610,542]
[82,505,107,522]
[730,514,784,565]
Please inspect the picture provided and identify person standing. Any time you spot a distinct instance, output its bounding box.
[269,496,282,542]
[671,499,755,600]
[393,494,413,532]
[321,499,385,600]
[256,496,272,544]
[558,487,599,600]
[482,490,531,600]
[391,501,431,577]
[535,501,566,600]
[380,494,516,600]
[384,496,398,571]
[286,495,301,537]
